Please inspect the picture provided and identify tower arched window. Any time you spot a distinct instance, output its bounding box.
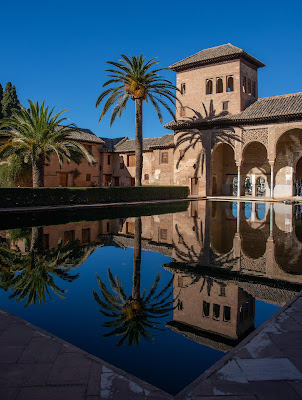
[216,77,223,93]
[227,76,234,92]
[206,79,213,95]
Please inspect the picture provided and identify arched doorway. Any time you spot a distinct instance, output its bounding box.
[275,129,302,198]
[210,143,236,196]
[242,142,270,197]
[294,157,302,196]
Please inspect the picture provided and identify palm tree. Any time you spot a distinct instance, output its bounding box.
[0,100,96,187]
[93,217,176,346]
[96,55,180,186]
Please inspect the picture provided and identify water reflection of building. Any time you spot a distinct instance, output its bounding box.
[1,201,302,347]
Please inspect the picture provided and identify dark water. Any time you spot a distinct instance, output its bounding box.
[0,200,301,395]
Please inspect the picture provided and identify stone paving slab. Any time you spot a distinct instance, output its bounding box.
[2,292,302,399]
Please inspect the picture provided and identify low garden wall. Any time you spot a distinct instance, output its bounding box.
[0,186,189,208]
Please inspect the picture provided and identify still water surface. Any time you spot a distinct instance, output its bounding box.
[0,200,301,394]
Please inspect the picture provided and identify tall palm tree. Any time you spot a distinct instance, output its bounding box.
[0,100,96,187]
[93,217,176,346]
[96,55,180,186]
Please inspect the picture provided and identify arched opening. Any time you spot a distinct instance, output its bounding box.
[241,142,270,197]
[275,129,302,198]
[210,143,237,196]
[210,202,236,255]
[206,79,213,95]
[216,77,223,93]
[227,76,234,92]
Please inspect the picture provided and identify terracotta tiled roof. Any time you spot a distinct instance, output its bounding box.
[165,92,302,130]
[230,92,302,122]
[66,127,104,144]
[170,43,265,71]
[114,133,174,152]
[99,137,128,152]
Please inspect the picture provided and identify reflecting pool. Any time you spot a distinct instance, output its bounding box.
[0,200,302,395]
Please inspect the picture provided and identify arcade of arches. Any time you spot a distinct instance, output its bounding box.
[209,126,302,198]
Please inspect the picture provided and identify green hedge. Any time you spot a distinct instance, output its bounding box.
[0,186,189,208]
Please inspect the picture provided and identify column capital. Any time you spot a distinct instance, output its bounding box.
[236,162,242,168]
[269,160,275,166]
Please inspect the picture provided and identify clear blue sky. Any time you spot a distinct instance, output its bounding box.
[2,0,302,139]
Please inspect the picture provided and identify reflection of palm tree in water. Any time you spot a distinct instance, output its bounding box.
[0,227,89,307]
[93,217,176,346]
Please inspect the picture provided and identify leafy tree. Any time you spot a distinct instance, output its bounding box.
[1,82,20,118]
[96,55,180,186]
[93,217,176,346]
[0,100,96,187]
[0,154,32,187]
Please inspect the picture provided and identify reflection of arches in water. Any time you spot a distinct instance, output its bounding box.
[294,157,302,196]
[240,212,270,259]
[256,203,266,220]
[232,202,238,218]
[210,202,236,255]
[212,176,217,195]
[274,222,302,274]
[244,202,252,219]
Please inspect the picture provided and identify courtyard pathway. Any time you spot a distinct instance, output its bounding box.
[1,292,302,399]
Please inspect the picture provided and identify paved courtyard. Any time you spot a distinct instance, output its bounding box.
[1,292,302,399]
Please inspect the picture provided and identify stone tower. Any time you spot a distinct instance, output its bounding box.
[170,43,265,120]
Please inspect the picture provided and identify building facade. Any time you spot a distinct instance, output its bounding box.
[40,44,302,198]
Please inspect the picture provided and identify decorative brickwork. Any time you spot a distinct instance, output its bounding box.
[242,128,268,148]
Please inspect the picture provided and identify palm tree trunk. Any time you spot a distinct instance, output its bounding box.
[132,217,142,300]
[135,98,143,186]
[32,155,45,187]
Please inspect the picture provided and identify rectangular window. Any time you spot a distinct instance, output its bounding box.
[43,234,49,250]
[252,81,256,97]
[86,174,91,181]
[106,222,110,232]
[144,174,149,182]
[107,155,111,165]
[226,76,234,92]
[161,152,168,164]
[160,229,167,240]
[206,79,213,95]
[223,306,231,322]
[220,286,226,296]
[119,155,124,169]
[216,77,223,93]
[127,154,136,167]
[126,222,135,235]
[180,83,186,95]
[64,230,75,244]
[114,177,119,186]
[213,304,220,320]
[82,228,91,244]
[203,301,210,317]
[222,101,229,111]
[242,76,247,93]
[248,79,251,95]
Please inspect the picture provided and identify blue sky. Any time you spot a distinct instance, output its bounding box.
[2,0,302,139]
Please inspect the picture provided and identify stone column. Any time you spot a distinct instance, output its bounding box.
[269,161,275,198]
[236,163,241,197]
[270,203,274,236]
[236,201,240,232]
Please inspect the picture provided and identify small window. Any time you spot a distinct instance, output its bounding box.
[64,230,75,244]
[86,174,91,181]
[82,228,91,244]
[213,304,220,320]
[252,81,256,97]
[179,150,185,160]
[180,83,186,95]
[180,106,186,117]
[161,152,168,164]
[160,229,167,240]
[203,301,210,317]
[43,234,49,250]
[242,76,247,93]
[144,174,149,182]
[248,79,251,95]
[107,155,111,165]
[223,306,231,322]
[106,222,110,232]
[120,155,124,169]
[220,285,226,296]
[127,154,136,167]
[114,177,119,186]
[227,76,234,92]
[216,77,223,93]
[222,101,229,111]
[126,222,135,235]
[206,79,213,95]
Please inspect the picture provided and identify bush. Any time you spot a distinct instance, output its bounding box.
[0,186,189,208]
